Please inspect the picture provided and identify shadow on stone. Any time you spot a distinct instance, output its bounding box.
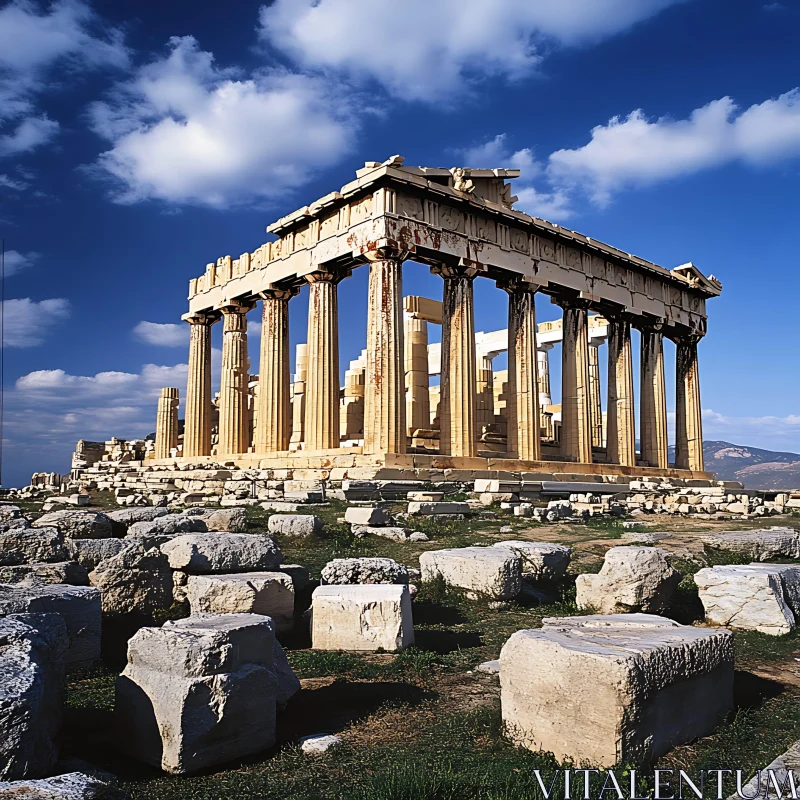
[733,670,783,710]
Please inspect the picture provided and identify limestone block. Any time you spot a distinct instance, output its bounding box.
[115,613,279,774]
[703,527,800,561]
[33,511,113,540]
[183,507,248,532]
[0,562,89,586]
[89,541,172,616]
[0,527,71,566]
[300,734,341,754]
[186,572,294,632]
[500,614,733,767]
[0,613,68,780]
[321,558,408,586]
[311,584,414,651]
[160,533,282,574]
[273,640,300,706]
[267,515,323,537]
[107,506,170,528]
[351,525,408,540]
[344,506,389,526]
[0,772,129,799]
[575,546,680,614]
[419,547,522,600]
[694,564,800,635]
[492,541,571,583]
[0,585,100,669]
[407,501,470,515]
[126,514,207,538]
[67,538,125,570]
[0,516,31,533]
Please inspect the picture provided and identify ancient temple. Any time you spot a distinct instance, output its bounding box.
[154,156,721,480]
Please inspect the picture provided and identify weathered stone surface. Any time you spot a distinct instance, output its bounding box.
[695,564,800,635]
[321,558,408,586]
[115,613,279,774]
[184,507,248,532]
[0,527,70,566]
[161,533,282,574]
[0,771,129,799]
[477,659,500,674]
[0,516,31,533]
[127,515,207,538]
[89,542,172,616]
[0,613,68,780]
[0,586,100,669]
[186,572,294,632]
[419,547,522,600]
[352,525,408,541]
[68,539,125,571]
[267,515,323,537]
[311,585,414,651]
[107,507,170,527]
[344,507,389,526]
[277,564,309,592]
[0,562,89,586]
[703,527,800,561]
[575,546,680,614]
[492,541,571,583]
[33,512,113,540]
[273,640,300,707]
[500,614,733,767]
[299,734,341,754]
[408,501,470,515]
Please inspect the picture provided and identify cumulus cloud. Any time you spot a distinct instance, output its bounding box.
[0,0,128,158]
[3,249,40,277]
[548,90,800,206]
[133,320,188,347]
[88,35,358,208]
[3,297,70,347]
[258,0,687,103]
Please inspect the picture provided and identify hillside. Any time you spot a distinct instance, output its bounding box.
[700,440,800,490]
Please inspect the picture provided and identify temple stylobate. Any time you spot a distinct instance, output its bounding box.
[158,156,721,480]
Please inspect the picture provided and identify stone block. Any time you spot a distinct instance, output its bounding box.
[0,561,89,586]
[419,547,522,600]
[345,506,389,526]
[500,614,733,767]
[115,613,279,774]
[33,511,113,540]
[267,515,323,537]
[107,506,170,528]
[127,514,207,538]
[703,527,800,561]
[311,585,414,652]
[694,564,800,635]
[186,572,294,633]
[407,501,470,515]
[68,538,126,570]
[0,585,101,669]
[321,558,408,586]
[160,533,282,574]
[183,507,248,533]
[0,772,129,798]
[351,525,408,540]
[492,541,571,583]
[277,564,309,592]
[300,734,341,754]
[273,640,300,707]
[0,527,71,566]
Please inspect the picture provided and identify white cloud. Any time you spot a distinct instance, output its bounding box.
[89,35,358,208]
[0,173,27,190]
[133,320,189,347]
[548,90,800,206]
[3,297,70,347]
[258,0,687,103]
[701,409,800,453]
[3,249,40,277]
[0,0,128,157]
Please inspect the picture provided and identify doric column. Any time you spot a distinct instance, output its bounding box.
[290,344,308,448]
[304,269,347,451]
[433,263,478,457]
[218,304,252,455]
[155,387,179,459]
[502,278,541,461]
[404,314,430,433]
[363,251,406,455]
[341,351,366,441]
[537,344,554,441]
[476,354,494,434]
[183,314,215,458]
[253,287,298,455]
[606,316,636,467]
[674,332,705,472]
[588,344,603,448]
[638,321,669,469]
[556,297,592,463]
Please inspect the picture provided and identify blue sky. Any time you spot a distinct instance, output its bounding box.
[2,0,800,487]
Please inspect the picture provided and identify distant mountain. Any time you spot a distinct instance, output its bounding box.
[700,440,800,490]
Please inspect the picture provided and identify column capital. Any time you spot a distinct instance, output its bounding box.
[665,324,705,346]
[257,284,301,302]
[632,315,666,333]
[551,293,591,312]
[304,266,352,286]
[430,261,478,280]
[363,244,411,263]
[219,301,255,316]
[183,311,219,326]
[496,273,538,296]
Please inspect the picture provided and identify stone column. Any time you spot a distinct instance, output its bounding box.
[183,315,215,458]
[218,304,251,456]
[290,344,308,449]
[639,322,669,469]
[253,288,297,455]
[557,298,592,463]
[404,314,430,433]
[606,317,636,467]
[503,279,541,461]
[476,354,495,434]
[434,263,478,457]
[304,270,346,452]
[363,252,406,455]
[341,351,366,441]
[674,333,705,472]
[537,345,554,441]
[155,387,179,459]
[588,344,603,448]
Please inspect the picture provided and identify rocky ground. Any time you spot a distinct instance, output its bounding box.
[8,493,800,799]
